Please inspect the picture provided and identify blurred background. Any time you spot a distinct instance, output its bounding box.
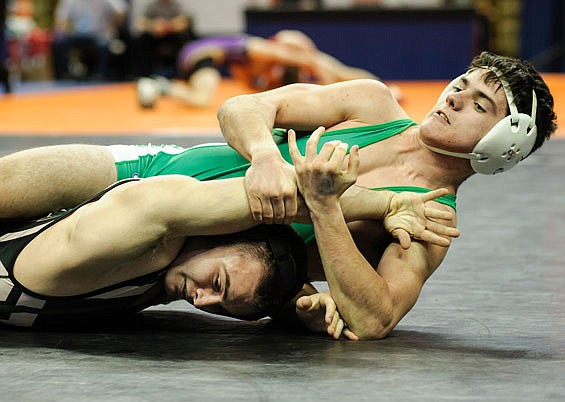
[0,0,563,93]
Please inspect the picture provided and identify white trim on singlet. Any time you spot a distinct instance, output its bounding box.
[0,277,14,301]
[107,143,232,163]
[87,283,156,299]
[0,221,51,242]
[107,144,186,162]
[0,278,46,327]
[0,312,37,327]
[0,261,7,277]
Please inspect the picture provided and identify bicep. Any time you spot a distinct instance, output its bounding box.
[255,79,397,131]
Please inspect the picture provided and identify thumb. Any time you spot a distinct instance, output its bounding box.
[296,296,313,310]
[392,228,412,250]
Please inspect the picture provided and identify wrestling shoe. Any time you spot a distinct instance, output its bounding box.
[151,75,172,95]
[136,77,160,108]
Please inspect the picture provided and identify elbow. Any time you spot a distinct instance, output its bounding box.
[216,96,237,123]
[350,309,396,341]
[355,320,394,341]
[217,94,253,124]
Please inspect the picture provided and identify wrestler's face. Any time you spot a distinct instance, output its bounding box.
[420,68,508,154]
[164,240,265,318]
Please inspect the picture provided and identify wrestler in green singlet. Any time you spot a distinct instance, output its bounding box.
[109,119,456,243]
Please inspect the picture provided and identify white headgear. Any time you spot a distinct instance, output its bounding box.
[423,67,538,175]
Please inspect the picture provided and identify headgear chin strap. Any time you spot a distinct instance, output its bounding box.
[425,67,538,175]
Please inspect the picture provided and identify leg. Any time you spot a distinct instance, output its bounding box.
[168,67,221,107]
[0,144,117,218]
[51,35,71,79]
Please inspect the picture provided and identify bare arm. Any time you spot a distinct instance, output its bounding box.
[14,176,259,296]
[312,209,449,340]
[288,127,454,340]
[217,79,404,225]
[218,79,398,156]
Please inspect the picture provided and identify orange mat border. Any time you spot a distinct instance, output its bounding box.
[0,75,563,138]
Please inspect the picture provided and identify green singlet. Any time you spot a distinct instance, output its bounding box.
[110,119,456,243]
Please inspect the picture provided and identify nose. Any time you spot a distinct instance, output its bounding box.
[445,91,463,110]
[193,288,222,308]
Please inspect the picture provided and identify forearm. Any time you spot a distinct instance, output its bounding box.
[126,176,257,238]
[291,186,392,225]
[340,186,393,222]
[309,201,394,340]
[217,95,280,162]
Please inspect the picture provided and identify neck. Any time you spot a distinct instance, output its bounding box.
[407,129,473,191]
[356,127,470,194]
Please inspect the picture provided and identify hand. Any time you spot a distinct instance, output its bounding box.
[296,292,359,340]
[245,152,298,224]
[384,189,460,249]
[288,126,359,209]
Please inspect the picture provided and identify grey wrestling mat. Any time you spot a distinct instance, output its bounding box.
[0,136,563,401]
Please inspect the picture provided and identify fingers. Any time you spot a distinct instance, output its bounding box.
[261,199,275,224]
[424,206,454,220]
[324,297,337,324]
[318,140,346,163]
[305,126,325,159]
[271,197,285,224]
[283,195,298,225]
[420,232,451,247]
[424,218,460,238]
[332,319,345,340]
[343,328,360,341]
[296,295,313,311]
[392,228,412,250]
[325,311,345,340]
[347,145,360,178]
[288,129,302,164]
[423,187,449,201]
[247,195,264,222]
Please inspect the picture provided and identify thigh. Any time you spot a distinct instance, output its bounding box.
[0,144,117,218]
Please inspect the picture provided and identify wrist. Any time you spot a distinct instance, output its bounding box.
[250,146,287,165]
[308,199,343,221]
[378,191,395,221]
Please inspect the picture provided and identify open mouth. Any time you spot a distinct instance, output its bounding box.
[435,111,450,125]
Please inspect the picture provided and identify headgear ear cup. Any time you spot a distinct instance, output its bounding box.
[422,67,538,175]
[470,105,537,174]
[469,67,537,174]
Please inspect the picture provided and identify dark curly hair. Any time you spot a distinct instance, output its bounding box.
[469,51,557,155]
[212,224,308,320]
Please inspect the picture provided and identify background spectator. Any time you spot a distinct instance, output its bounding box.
[51,0,127,80]
[132,0,194,78]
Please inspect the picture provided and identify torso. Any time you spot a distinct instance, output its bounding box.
[0,196,174,328]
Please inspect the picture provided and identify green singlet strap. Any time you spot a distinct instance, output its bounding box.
[273,118,419,161]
